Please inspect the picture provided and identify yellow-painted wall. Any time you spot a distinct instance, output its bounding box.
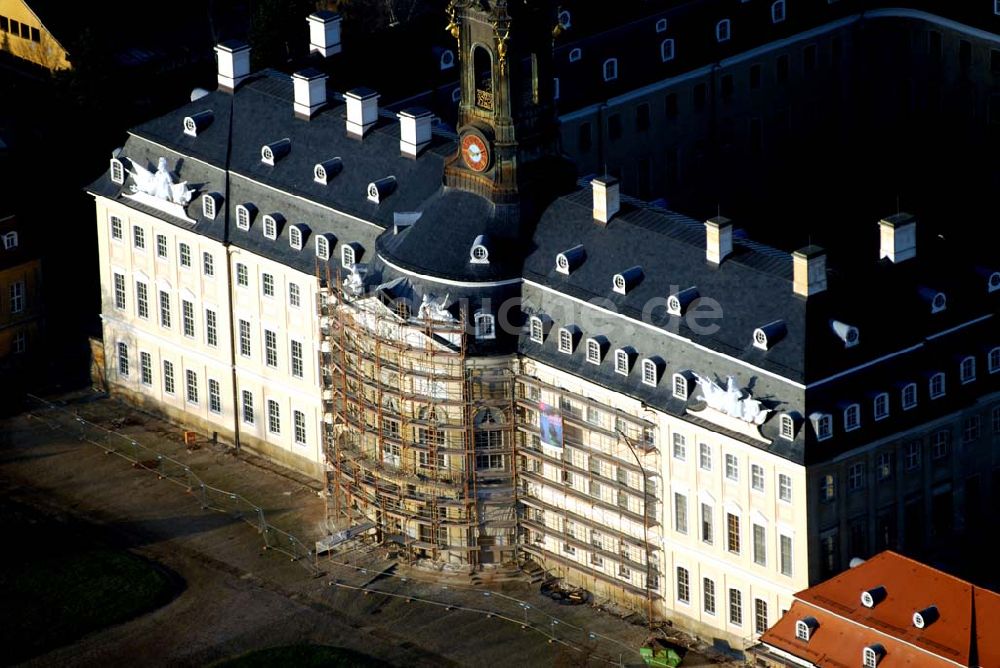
[0,0,70,70]
[0,257,42,358]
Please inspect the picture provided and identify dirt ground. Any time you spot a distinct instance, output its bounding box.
[0,392,728,667]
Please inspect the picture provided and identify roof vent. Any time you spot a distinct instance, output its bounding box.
[261,138,291,166]
[556,245,586,275]
[592,176,620,224]
[860,585,887,608]
[667,286,699,315]
[879,213,916,263]
[704,216,733,265]
[215,40,250,92]
[918,287,947,314]
[470,234,490,264]
[613,266,643,295]
[367,176,396,204]
[307,11,342,57]
[293,68,328,120]
[398,108,434,157]
[792,245,827,297]
[974,266,1000,293]
[345,88,380,139]
[831,320,859,348]
[183,110,214,137]
[912,605,939,629]
[314,158,342,185]
[753,319,787,350]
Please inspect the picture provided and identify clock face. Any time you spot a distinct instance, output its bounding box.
[461,133,490,172]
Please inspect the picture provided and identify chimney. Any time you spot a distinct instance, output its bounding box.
[215,40,250,92]
[398,108,433,157]
[307,11,342,57]
[879,212,916,263]
[792,245,827,297]
[293,68,328,120]
[592,176,620,224]
[704,216,733,265]
[345,88,380,139]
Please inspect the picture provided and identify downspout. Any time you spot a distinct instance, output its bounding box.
[222,92,241,456]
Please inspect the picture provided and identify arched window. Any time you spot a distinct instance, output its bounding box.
[655,18,668,33]
[960,356,976,384]
[641,358,658,386]
[929,372,946,399]
[844,404,860,431]
[529,316,544,343]
[716,19,731,43]
[263,215,277,240]
[780,414,795,440]
[873,393,889,420]
[440,49,455,70]
[771,0,786,24]
[557,9,571,29]
[660,38,675,62]
[558,327,574,353]
[474,45,493,110]
[615,349,632,375]
[672,373,690,399]
[474,311,495,340]
[568,47,582,63]
[341,244,356,268]
[990,347,1000,374]
[236,204,252,230]
[901,382,918,410]
[289,226,302,250]
[585,338,602,364]
[315,235,329,261]
[603,58,618,82]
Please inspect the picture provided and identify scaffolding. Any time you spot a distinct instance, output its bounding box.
[318,266,517,570]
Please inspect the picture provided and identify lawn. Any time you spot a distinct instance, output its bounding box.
[216,644,391,668]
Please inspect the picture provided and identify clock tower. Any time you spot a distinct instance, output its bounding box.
[443,0,571,225]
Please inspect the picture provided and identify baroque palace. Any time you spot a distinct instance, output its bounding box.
[91,1,1000,647]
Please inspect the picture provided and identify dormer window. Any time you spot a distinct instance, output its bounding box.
[660,38,675,62]
[342,243,358,268]
[655,18,668,33]
[367,176,397,204]
[810,412,833,441]
[202,192,222,220]
[440,49,455,70]
[771,0,786,23]
[603,58,618,82]
[289,224,309,251]
[874,393,889,421]
[315,234,331,261]
[862,645,885,668]
[557,9,571,29]
[990,347,1000,374]
[109,157,125,184]
[844,404,860,432]
[470,234,490,264]
[261,138,291,166]
[314,158,342,185]
[780,414,795,440]
[667,287,699,316]
[183,110,213,137]
[902,383,918,410]
[716,19,731,43]
[556,245,585,275]
[831,320,859,348]
[795,617,818,641]
[613,266,643,295]
[558,327,576,354]
[3,231,18,250]
[262,214,281,240]
[641,358,661,386]
[585,336,607,364]
[236,204,255,231]
[474,311,495,340]
[929,372,946,399]
[672,372,693,400]
[919,287,947,313]
[988,272,1000,293]
[960,356,976,384]
[615,348,634,375]
[529,316,545,343]
[569,47,582,63]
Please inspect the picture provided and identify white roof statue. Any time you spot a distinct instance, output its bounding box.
[123,157,196,222]
[693,373,771,426]
[418,293,456,322]
[343,264,364,299]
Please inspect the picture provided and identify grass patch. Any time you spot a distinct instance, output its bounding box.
[0,503,177,665]
[216,644,391,668]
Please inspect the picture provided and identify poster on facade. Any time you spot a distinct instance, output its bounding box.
[539,402,563,449]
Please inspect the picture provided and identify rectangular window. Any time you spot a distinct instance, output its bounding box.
[185,369,198,404]
[178,242,191,268]
[727,513,740,554]
[9,281,24,313]
[753,524,767,566]
[267,399,280,434]
[242,390,254,424]
[780,533,793,576]
[239,320,251,358]
[113,272,126,310]
[672,433,686,461]
[932,430,950,460]
[701,503,713,544]
[209,379,221,414]
[993,406,1000,434]
[699,443,712,471]
[159,291,171,328]
[294,410,307,445]
[751,464,765,492]
[203,252,214,276]
[754,598,768,635]
[205,309,217,347]
[778,473,792,502]
[729,589,743,626]
[725,454,739,481]
[674,493,688,534]
[236,263,249,287]
[136,282,149,319]
[963,416,981,443]
[676,567,690,603]
[133,225,145,249]
[906,441,921,470]
[289,283,301,307]
[262,272,275,297]
[182,300,195,337]
[140,351,152,385]
[290,340,304,378]
[110,215,123,240]
[703,578,716,614]
[848,462,865,491]
[117,342,129,376]
[264,329,278,368]
[163,360,175,394]
[156,233,167,258]
[820,474,836,502]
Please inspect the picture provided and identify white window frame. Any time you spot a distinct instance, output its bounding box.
[182,299,195,338]
[236,204,251,231]
[263,215,278,240]
[816,414,833,441]
[703,577,716,615]
[203,252,214,277]
[676,566,690,603]
[716,19,731,43]
[873,393,889,421]
[586,338,602,364]
[529,316,544,343]
[902,382,918,410]
[110,215,123,241]
[140,351,152,386]
[771,0,786,24]
[569,47,582,63]
[264,329,278,368]
[185,369,199,404]
[117,341,129,376]
[9,281,24,313]
[558,327,573,354]
[672,373,689,400]
[641,358,658,386]
[262,272,275,298]
[778,473,792,503]
[242,390,254,425]
[729,587,743,626]
[163,360,175,394]
[752,523,767,566]
[660,38,675,62]
[780,414,795,440]
[341,244,356,268]
[289,226,302,250]
[236,262,249,288]
[113,272,126,310]
[239,319,252,358]
[960,356,976,384]
[133,225,145,250]
[294,410,307,445]
[209,379,222,414]
[316,235,329,261]
[202,193,216,219]
[699,443,712,471]
[158,290,171,329]
[674,492,688,534]
[780,532,794,577]
[205,309,218,347]
[614,349,630,375]
[848,462,864,491]
[289,283,301,308]
[989,347,1000,374]
[929,372,946,399]
[474,311,496,340]
[290,339,304,378]
[2,231,16,249]
[844,403,860,432]
[656,18,668,33]
[751,464,765,492]
[672,433,686,461]
[267,399,281,434]
[725,453,739,482]
[178,242,192,268]
[110,157,125,184]
[603,58,618,81]
[156,233,167,259]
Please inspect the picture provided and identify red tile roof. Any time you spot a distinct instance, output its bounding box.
[760,551,1000,667]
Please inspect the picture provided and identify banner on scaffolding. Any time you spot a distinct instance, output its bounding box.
[539,402,563,449]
